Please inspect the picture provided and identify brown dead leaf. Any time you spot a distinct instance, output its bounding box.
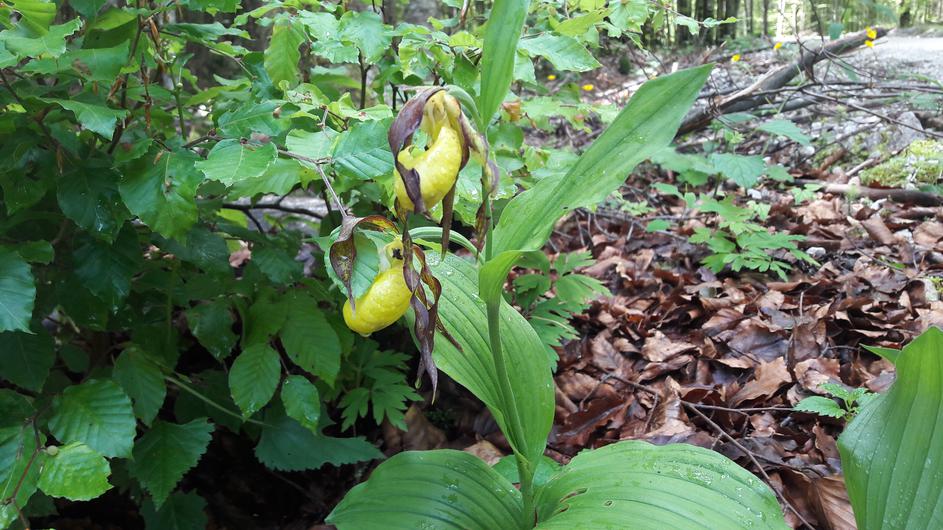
[463,440,504,466]
[641,331,698,362]
[730,357,792,406]
[810,475,856,530]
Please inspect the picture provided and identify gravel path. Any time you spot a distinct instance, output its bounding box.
[850,34,943,81]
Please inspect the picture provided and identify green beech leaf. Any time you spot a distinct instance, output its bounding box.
[328,449,524,529]
[264,17,304,89]
[141,491,208,530]
[534,441,787,528]
[229,343,280,417]
[43,98,128,138]
[280,294,341,385]
[38,442,111,501]
[185,300,237,361]
[0,426,45,528]
[129,419,214,508]
[281,375,321,433]
[0,18,82,58]
[113,347,167,426]
[57,166,130,241]
[8,0,57,33]
[196,139,277,185]
[332,120,393,180]
[839,326,943,529]
[217,102,280,138]
[422,253,554,469]
[0,248,36,333]
[73,226,140,310]
[493,65,712,255]
[478,0,530,125]
[254,410,382,471]
[338,10,390,63]
[120,149,204,240]
[0,331,54,392]
[518,33,601,72]
[48,379,137,458]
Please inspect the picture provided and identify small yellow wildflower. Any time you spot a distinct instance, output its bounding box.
[731,54,741,62]
[547,74,557,81]
[581,84,594,91]
[773,42,783,50]
[866,26,877,39]
[865,39,874,48]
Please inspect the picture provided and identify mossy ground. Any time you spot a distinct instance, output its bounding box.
[861,139,943,187]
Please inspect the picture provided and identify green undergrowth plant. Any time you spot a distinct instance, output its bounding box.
[794,382,876,421]
[322,2,790,528]
[511,250,609,361]
[651,183,817,279]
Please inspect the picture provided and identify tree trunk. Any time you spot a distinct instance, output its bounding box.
[762,0,770,36]
[724,0,740,38]
[677,0,692,44]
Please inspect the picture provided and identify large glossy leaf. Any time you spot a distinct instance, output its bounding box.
[0,248,35,333]
[838,326,943,529]
[424,253,554,469]
[327,449,524,529]
[478,0,530,126]
[47,379,137,458]
[492,64,712,255]
[534,441,788,529]
[38,442,111,501]
[0,330,54,391]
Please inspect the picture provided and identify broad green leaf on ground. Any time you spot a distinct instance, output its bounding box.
[141,491,208,530]
[216,101,281,138]
[73,226,140,310]
[534,441,788,529]
[0,426,45,528]
[493,65,712,255]
[422,252,554,469]
[229,343,280,417]
[332,119,393,180]
[70,0,107,17]
[48,379,136,458]
[255,410,382,471]
[57,166,130,241]
[478,0,530,125]
[839,326,943,529]
[0,18,82,59]
[43,98,128,138]
[0,331,54,391]
[129,419,214,508]
[863,344,900,365]
[265,16,305,89]
[328,449,524,529]
[185,300,237,361]
[120,149,204,240]
[113,347,167,426]
[757,119,811,146]
[281,375,321,433]
[0,248,35,333]
[38,442,111,501]
[280,293,342,385]
[196,139,277,185]
[709,153,767,188]
[518,33,601,72]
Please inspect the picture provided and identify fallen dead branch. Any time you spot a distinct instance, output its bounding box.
[677,28,889,136]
